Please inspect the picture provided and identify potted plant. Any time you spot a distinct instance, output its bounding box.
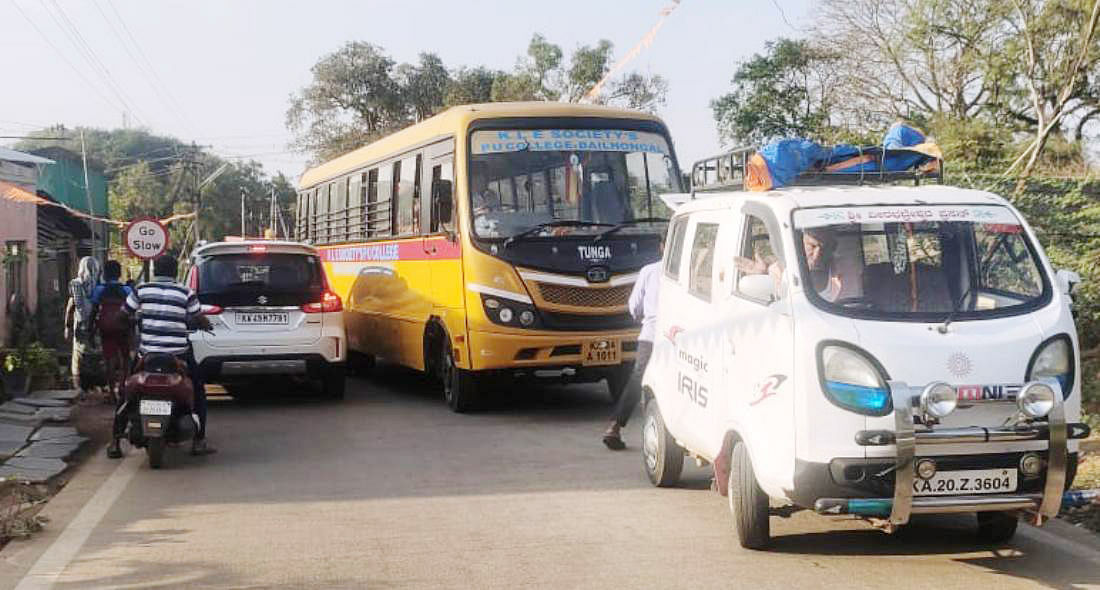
[1,348,31,399]
[1,343,56,398]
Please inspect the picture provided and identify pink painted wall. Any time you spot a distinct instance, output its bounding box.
[0,198,38,346]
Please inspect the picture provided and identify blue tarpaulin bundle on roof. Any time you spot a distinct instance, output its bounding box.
[745,123,944,191]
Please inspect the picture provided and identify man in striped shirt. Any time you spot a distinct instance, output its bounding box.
[108,254,215,458]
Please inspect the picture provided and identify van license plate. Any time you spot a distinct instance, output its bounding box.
[912,468,1017,496]
[139,400,172,416]
[583,339,620,366]
[236,312,289,325]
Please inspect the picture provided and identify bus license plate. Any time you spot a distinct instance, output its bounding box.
[236,312,289,325]
[912,468,1017,496]
[583,339,620,366]
[139,400,173,416]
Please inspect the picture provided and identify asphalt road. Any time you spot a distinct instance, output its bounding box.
[4,366,1100,589]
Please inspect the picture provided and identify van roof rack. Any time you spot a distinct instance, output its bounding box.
[690,145,944,194]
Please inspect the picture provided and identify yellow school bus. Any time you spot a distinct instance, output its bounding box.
[296,102,683,411]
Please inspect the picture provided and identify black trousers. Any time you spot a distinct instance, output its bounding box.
[113,349,207,440]
[610,340,653,428]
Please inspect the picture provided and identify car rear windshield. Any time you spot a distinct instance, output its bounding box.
[198,253,323,294]
[790,204,1051,321]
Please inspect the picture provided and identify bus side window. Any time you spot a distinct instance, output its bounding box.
[366,168,380,237]
[395,156,418,236]
[430,160,454,233]
[412,153,423,235]
[334,177,348,243]
[388,161,400,236]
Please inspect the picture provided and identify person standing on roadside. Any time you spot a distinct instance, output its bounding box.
[64,256,102,396]
[602,239,664,450]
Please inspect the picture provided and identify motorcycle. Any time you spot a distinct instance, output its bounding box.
[120,352,198,468]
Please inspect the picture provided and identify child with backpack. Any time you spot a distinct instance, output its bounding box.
[90,260,134,404]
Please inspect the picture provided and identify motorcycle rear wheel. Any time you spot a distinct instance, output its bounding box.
[147,438,165,469]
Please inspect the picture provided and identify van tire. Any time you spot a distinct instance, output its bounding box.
[642,401,683,487]
[606,365,631,404]
[976,512,1018,543]
[442,345,478,413]
[729,441,770,549]
[323,365,347,400]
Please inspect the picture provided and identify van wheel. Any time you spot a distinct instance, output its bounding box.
[729,441,770,549]
[441,345,478,413]
[642,401,683,487]
[976,512,1018,543]
[323,365,347,400]
[147,438,165,469]
[606,365,631,404]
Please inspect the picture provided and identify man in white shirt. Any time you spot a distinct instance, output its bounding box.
[603,239,663,450]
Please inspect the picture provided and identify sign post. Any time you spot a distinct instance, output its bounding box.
[124,218,169,280]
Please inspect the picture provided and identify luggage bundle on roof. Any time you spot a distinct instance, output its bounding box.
[691,123,944,193]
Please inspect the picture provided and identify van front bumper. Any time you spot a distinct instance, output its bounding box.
[809,379,1097,524]
[466,328,638,371]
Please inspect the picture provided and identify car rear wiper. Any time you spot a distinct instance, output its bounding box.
[503,220,615,248]
[593,217,670,241]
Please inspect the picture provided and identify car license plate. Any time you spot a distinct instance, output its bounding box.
[582,339,620,366]
[912,468,1017,496]
[236,311,289,325]
[139,400,173,416]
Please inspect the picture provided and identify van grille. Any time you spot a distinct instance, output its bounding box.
[536,283,631,308]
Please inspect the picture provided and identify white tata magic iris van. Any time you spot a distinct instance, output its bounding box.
[642,148,1095,549]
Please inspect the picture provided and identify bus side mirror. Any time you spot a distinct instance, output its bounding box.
[433,179,453,225]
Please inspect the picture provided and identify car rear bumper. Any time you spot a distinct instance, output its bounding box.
[198,353,344,381]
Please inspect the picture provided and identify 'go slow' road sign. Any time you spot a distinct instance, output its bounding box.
[124,218,169,260]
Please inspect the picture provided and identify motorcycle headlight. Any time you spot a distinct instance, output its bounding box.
[818,343,892,416]
[1027,334,1074,399]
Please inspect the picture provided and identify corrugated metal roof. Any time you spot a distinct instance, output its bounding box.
[0,180,48,204]
[0,147,55,165]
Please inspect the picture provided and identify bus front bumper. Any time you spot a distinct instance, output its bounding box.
[466,328,638,372]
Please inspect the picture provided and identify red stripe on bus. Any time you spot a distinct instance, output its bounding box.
[319,237,461,262]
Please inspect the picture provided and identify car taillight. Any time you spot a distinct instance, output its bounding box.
[302,290,342,313]
[202,304,223,315]
[187,267,199,290]
[249,245,268,254]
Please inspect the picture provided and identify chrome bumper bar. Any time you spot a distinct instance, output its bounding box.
[814,379,1097,526]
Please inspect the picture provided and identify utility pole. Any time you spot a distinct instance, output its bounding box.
[240,188,246,238]
[270,187,277,238]
[79,129,98,261]
[191,142,201,247]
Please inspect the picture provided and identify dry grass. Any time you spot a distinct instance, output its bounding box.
[0,479,49,544]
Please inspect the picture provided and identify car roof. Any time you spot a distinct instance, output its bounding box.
[192,240,318,258]
[673,185,1008,217]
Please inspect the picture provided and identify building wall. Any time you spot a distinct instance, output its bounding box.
[0,161,38,189]
[0,198,39,346]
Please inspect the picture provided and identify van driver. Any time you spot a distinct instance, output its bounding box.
[736,228,848,302]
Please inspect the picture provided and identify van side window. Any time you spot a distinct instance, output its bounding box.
[664,216,689,280]
[736,214,783,300]
[688,223,719,301]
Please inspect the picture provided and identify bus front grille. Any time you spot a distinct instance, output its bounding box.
[536,283,632,309]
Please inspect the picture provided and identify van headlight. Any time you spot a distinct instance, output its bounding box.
[1026,334,1074,399]
[818,343,892,416]
[920,382,957,418]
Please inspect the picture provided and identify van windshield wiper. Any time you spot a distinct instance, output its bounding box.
[593,217,670,241]
[503,220,615,248]
[937,284,974,334]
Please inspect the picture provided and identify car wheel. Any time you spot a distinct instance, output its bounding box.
[348,351,376,377]
[323,365,347,400]
[729,441,770,549]
[642,401,683,487]
[976,511,1018,543]
[606,364,632,405]
[441,345,478,413]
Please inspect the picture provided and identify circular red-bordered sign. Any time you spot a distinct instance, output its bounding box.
[124,217,169,260]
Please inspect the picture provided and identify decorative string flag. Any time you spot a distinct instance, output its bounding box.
[582,0,681,103]
[38,198,195,228]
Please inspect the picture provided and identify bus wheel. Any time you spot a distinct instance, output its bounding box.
[729,441,771,549]
[441,345,478,413]
[606,364,632,404]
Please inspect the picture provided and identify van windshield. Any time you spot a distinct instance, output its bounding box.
[791,205,1050,320]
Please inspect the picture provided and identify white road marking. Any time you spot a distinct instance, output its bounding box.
[14,453,141,590]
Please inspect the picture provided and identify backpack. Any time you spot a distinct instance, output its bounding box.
[96,284,130,337]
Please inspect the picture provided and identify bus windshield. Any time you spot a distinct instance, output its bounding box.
[790,204,1050,321]
[468,128,680,240]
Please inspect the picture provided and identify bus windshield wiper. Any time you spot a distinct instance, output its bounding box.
[503,220,614,248]
[593,217,670,241]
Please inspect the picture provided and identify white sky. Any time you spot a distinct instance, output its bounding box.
[0,0,813,183]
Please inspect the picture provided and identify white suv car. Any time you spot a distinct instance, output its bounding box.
[186,240,347,398]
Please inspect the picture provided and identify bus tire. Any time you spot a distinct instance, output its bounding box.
[607,364,631,404]
[642,401,683,487]
[729,441,770,549]
[441,345,478,413]
[976,512,1018,543]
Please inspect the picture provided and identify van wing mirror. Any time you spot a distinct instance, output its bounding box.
[432,179,454,225]
[738,273,776,302]
[1056,268,1081,296]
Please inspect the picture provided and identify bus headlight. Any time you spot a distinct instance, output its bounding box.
[479,294,541,329]
[818,343,892,416]
[1018,382,1055,418]
[920,382,957,419]
[1026,335,1074,399]
[519,310,535,326]
[498,307,514,323]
